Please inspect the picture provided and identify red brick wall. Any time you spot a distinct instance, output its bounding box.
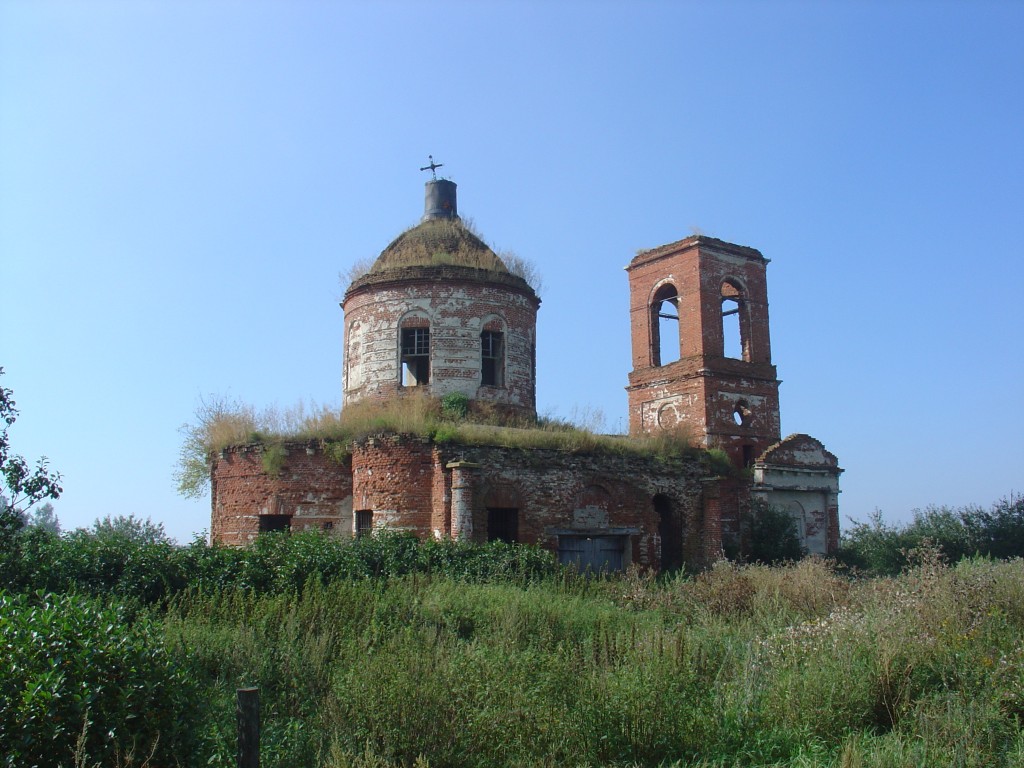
[211,442,353,545]
[350,435,436,535]
[211,435,729,570]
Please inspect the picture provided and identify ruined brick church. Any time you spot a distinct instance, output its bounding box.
[210,173,841,570]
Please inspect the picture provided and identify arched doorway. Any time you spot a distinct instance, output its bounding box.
[655,494,683,571]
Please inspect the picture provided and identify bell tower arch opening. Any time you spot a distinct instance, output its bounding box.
[650,282,680,366]
[720,279,750,361]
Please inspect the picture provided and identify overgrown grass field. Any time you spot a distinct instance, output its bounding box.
[4,525,1024,767]
[171,554,1024,767]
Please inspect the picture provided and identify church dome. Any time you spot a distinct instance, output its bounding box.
[370,217,509,274]
[341,169,539,422]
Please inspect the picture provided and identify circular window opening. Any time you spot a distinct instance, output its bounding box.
[733,401,752,426]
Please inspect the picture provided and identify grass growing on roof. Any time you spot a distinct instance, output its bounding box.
[176,392,703,496]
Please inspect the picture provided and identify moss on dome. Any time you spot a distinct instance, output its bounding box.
[370,218,508,274]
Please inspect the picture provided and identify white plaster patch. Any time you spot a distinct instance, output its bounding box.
[718,392,766,408]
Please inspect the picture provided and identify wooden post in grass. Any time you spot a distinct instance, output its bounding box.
[237,687,259,768]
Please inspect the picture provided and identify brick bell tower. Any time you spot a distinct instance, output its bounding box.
[625,235,781,468]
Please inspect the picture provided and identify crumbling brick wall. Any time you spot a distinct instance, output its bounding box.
[213,434,729,570]
[210,442,353,545]
[424,443,710,568]
[350,435,437,534]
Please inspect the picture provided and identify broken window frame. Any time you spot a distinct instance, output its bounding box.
[400,327,430,386]
[720,280,751,361]
[480,330,505,387]
[732,399,752,427]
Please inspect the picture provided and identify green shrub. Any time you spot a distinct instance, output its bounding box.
[838,510,916,575]
[0,526,562,605]
[0,522,59,593]
[746,500,804,565]
[261,443,288,477]
[440,392,470,421]
[0,590,206,767]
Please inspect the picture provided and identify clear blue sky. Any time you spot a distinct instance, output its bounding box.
[2,1,1021,542]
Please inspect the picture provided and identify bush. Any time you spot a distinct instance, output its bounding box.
[0,590,206,767]
[746,500,804,565]
[440,392,470,421]
[837,510,912,575]
[962,493,1024,560]
[88,514,170,545]
[839,495,1024,575]
[0,525,562,606]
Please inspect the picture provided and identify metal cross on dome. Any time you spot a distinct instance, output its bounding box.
[419,155,443,180]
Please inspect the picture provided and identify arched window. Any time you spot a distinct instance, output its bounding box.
[577,483,612,511]
[650,283,680,366]
[399,316,430,387]
[721,280,750,361]
[481,330,504,387]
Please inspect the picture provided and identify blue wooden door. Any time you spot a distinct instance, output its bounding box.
[558,535,625,573]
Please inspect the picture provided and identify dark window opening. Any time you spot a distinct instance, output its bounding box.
[651,284,680,367]
[487,507,518,543]
[322,521,334,531]
[259,514,291,533]
[481,331,504,387]
[742,445,755,468]
[355,510,373,538]
[401,328,430,386]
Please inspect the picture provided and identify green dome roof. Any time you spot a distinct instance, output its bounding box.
[370,218,508,274]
